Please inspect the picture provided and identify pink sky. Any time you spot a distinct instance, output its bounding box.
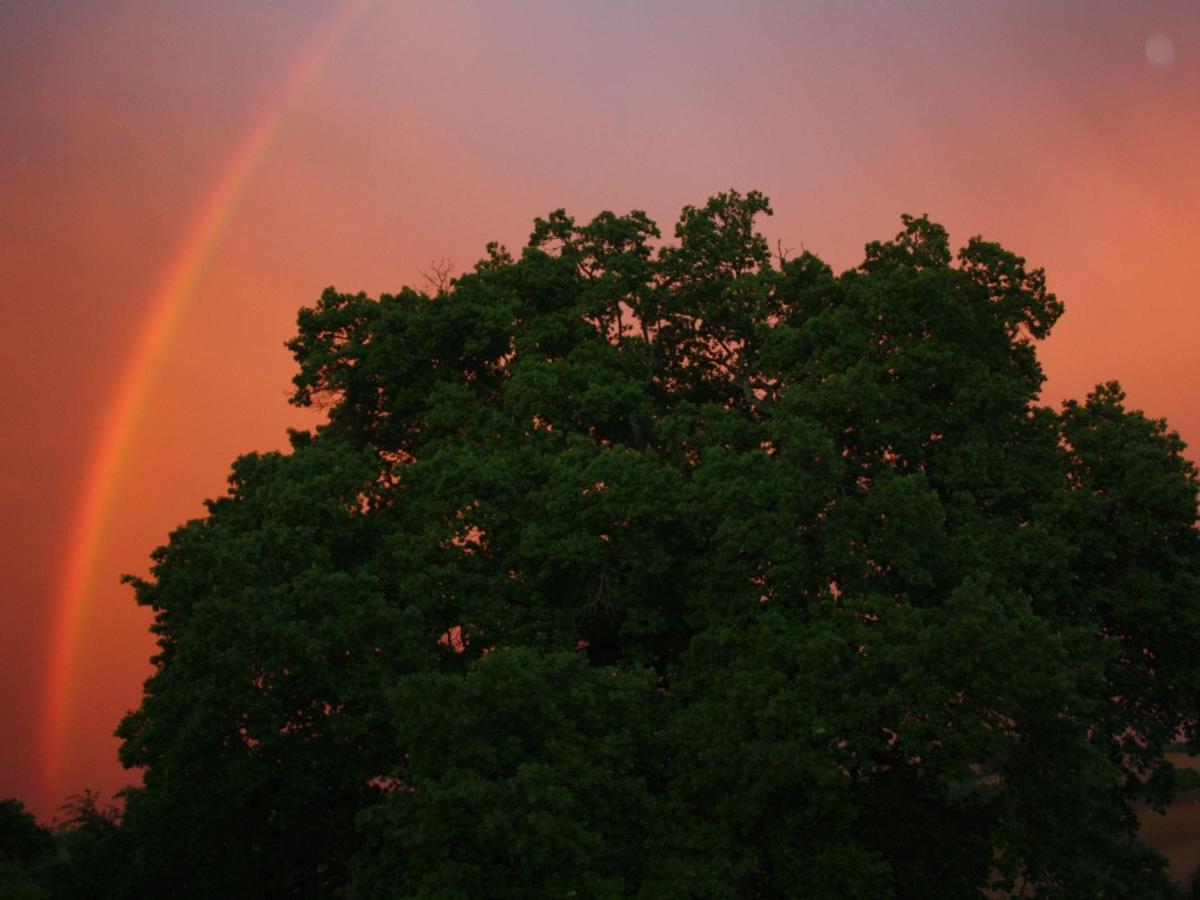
[1,0,1196,821]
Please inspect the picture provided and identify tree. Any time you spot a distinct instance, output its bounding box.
[0,793,127,899]
[0,798,52,899]
[109,192,1199,897]
[42,791,126,899]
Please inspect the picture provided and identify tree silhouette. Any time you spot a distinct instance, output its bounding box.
[0,798,52,898]
[102,192,1198,897]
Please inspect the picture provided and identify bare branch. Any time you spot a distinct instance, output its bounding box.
[421,257,456,294]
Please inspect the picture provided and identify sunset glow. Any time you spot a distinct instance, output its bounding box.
[37,0,376,806]
[1,1,1196,830]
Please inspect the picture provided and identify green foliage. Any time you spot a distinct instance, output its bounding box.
[0,798,52,899]
[0,799,51,867]
[97,192,1199,897]
[42,791,126,900]
[352,648,658,898]
[0,792,130,899]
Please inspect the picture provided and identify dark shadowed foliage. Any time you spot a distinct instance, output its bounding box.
[0,798,52,898]
[55,193,1200,897]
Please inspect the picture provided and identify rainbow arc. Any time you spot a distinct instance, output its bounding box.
[41,0,376,802]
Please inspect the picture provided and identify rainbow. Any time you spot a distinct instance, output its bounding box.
[41,0,376,804]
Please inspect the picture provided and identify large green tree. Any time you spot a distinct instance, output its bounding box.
[109,192,1198,897]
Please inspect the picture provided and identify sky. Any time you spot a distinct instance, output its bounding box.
[1,0,1197,823]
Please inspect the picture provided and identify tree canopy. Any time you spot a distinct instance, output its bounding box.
[65,192,1200,896]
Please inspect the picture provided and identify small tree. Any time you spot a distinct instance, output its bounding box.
[113,192,1199,897]
[0,798,52,898]
[45,791,126,899]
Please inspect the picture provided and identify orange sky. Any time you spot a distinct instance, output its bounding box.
[1,1,1196,822]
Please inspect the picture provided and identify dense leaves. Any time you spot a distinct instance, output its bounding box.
[0,798,52,898]
[75,193,1200,896]
[0,793,125,899]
